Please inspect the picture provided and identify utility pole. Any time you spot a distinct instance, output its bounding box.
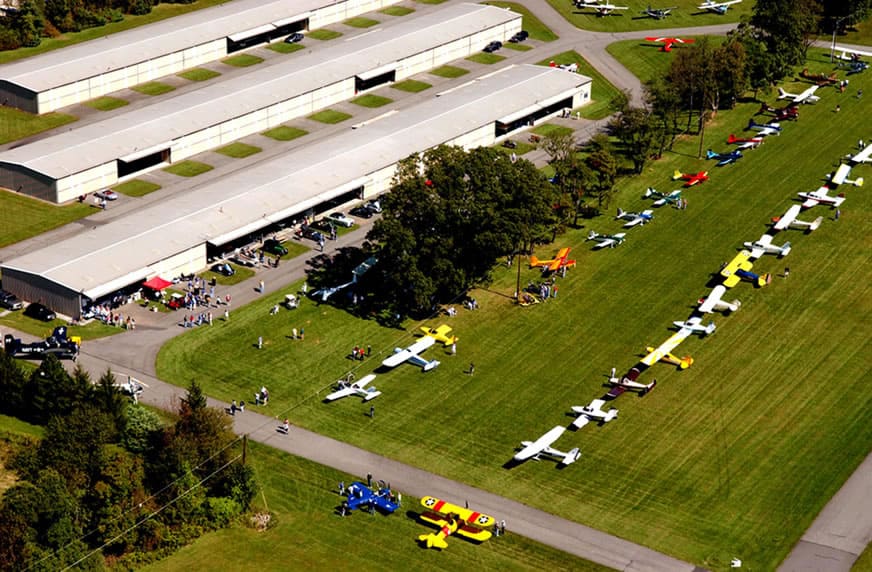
[242,434,248,466]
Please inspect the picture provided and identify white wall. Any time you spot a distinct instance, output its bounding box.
[55,161,117,203]
[148,244,208,279]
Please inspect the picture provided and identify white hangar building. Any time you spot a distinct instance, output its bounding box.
[0,64,592,318]
[0,0,405,114]
[0,3,521,203]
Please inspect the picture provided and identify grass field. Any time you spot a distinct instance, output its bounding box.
[0,107,76,144]
[157,47,872,570]
[855,546,872,571]
[429,65,469,78]
[266,42,306,55]
[114,179,161,198]
[144,442,607,572]
[131,81,175,96]
[606,36,726,85]
[177,68,221,82]
[215,142,262,159]
[0,415,42,496]
[483,1,559,41]
[351,94,393,108]
[381,6,415,16]
[391,80,432,93]
[262,126,308,142]
[504,43,534,52]
[545,0,751,32]
[0,191,92,248]
[200,264,255,286]
[531,123,574,137]
[221,54,263,68]
[538,51,622,120]
[308,29,343,41]
[85,96,129,111]
[309,110,352,124]
[163,161,213,177]
[828,19,872,47]
[0,311,119,340]
[345,17,380,28]
[466,53,506,65]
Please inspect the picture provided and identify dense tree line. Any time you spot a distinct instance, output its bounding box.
[0,0,196,50]
[0,351,256,570]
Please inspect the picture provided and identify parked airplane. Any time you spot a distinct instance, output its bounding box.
[607,367,657,398]
[757,103,799,121]
[586,2,629,15]
[3,326,80,361]
[799,68,838,86]
[747,120,782,137]
[672,169,709,186]
[344,481,399,514]
[727,134,763,150]
[643,187,682,207]
[697,0,742,14]
[706,148,743,166]
[720,250,771,288]
[673,316,717,336]
[642,5,676,19]
[382,336,441,371]
[312,256,377,301]
[418,496,495,549]
[798,187,847,209]
[847,60,869,75]
[778,85,820,104]
[698,284,741,314]
[513,426,581,466]
[644,345,693,369]
[529,247,575,273]
[420,324,459,346]
[616,208,654,227]
[826,164,864,186]
[743,233,792,259]
[586,230,627,249]
[325,374,381,402]
[644,36,694,52]
[772,204,823,232]
[570,399,618,429]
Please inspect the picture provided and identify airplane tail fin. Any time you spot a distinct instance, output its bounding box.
[777,87,789,99]
[727,134,737,144]
[705,149,717,159]
[563,448,581,465]
[643,187,654,198]
[529,255,540,267]
[616,208,625,219]
[419,533,448,550]
[586,230,598,241]
[3,334,17,351]
[672,170,683,180]
[809,217,823,231]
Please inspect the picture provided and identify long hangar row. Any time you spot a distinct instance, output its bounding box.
[0,0,404,114]
[1,64,592,319]
[0,3,521,204]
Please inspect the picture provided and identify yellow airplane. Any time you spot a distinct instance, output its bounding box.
[418,496,495,549]
[420,324,458,346]
[645,345,693,370]
[529,247,575,273]
[721,250,770,288]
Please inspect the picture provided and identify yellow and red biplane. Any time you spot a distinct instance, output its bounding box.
[418,496,495,549]
[420,324,458,346]
[529,247,575,273]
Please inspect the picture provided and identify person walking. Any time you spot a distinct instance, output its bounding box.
[258,336,263,349]
[468,362,475,375]
[370,405,375,418]
[259,280,265,293]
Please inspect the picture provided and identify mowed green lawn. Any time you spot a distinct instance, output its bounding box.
[157,56,872,569]
[545,0,751,32]
[607,36,726,84]
[144,442,607,572]
[0,191,92,247]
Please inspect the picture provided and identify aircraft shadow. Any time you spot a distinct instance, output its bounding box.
[502,458,523,470]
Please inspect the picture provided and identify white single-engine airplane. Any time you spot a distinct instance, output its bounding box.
[513,426,581,466]
[325,374,381,402]
[698,0,741,14]
[587,2,629,15]
[643,187,682,207]
[777,85,820,105]
[772,205,823,232]
[382,336,441,371]
[743,233,792,259]
[616,208,654,227]
[570,399,618,429]
[673,315,717,336]
[586,230,626,249]
[827,164,864,186]
[798,187,846,209]
[698,284,741,314]
[747,120,782,137]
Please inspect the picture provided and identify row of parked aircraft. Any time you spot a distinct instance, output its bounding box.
[574,0,740,16]
[511,96,870,469]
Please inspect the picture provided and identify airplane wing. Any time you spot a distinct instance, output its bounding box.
[698,284,727,313]
[641,330,691,366]
[382,336,436,368]
[324,385,357,401]
[622,216,644,228]
[571,412,591,430]
[773,205,801,231]
[514,426,565,462]
[852,145,872,164]
[407,353,440,371]
[831,164,852,185]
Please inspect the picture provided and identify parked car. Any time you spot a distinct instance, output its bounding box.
[284,32,304,43]
[366,199,382,213]
[262,238,288,256]
[350,204,374,219]
[326,212,354,228]
[211,262,235,277]
[95,188,118,201]
[297,225,325,243]
[483,41,502,53]
[24,302,56,322]
[509,30,529,43]
[0,290,22,310]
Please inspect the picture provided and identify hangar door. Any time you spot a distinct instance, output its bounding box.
[227,15,310,53]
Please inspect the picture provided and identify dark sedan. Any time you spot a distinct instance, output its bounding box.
[24,302,56,322]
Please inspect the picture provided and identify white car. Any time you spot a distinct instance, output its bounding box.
[95,188,118,201]
[326,212,354,228]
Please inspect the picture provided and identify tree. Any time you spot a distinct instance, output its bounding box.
[585,145,618,211]
[645,76,683,156]
[0,348,27,417]
[93,368,128,437]
[609,104,657,173]
[751,0,821,79]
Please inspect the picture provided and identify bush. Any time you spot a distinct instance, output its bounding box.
[203,497,241,530]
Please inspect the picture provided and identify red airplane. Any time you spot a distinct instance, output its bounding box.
[727,134,763,149]
[758,103,798,121]
[672,170,709,187]
[644,36,695,52]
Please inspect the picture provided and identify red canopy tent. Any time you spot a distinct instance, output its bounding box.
[142,276,173,291]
